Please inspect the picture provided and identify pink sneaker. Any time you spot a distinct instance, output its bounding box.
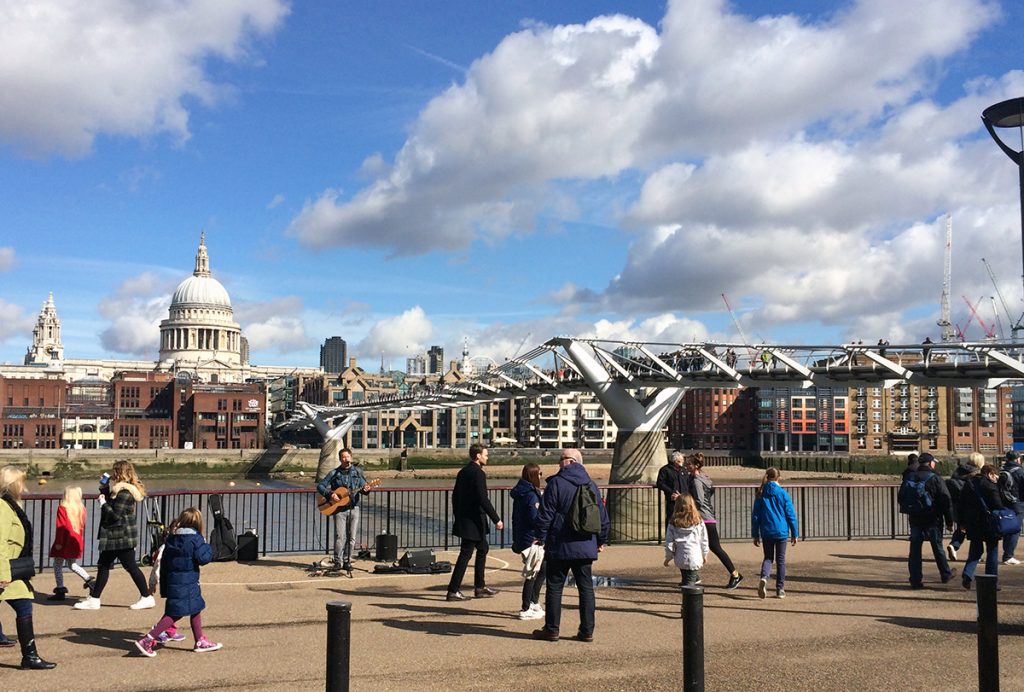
[193,636,222,653]
[134,636,157,658]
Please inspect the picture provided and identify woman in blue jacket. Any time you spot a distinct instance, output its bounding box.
[751,468,799,599]
[510,463,545,620]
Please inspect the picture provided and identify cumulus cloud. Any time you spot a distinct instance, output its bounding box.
[0,0,289,158]
[355,307,434,361]
[97,272,173,356]
[0,299,34,345]
[266,194,285,210]
[0,247,14,272]
[287,0,998,258]
[235,297,314,355]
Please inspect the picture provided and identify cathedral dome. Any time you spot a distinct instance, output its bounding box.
[168,232,232,311]
[171,274,232,309]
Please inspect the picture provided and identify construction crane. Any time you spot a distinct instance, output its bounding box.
[721,293,757,362]
[508,331,532,361]
[982,257,1023,340]
[937,214,956,342]
[990,296,1006,341]
[961,295,997,339]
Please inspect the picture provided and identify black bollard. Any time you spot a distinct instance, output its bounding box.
[976,575,999,692]
[326,600,352,692]
[681,586,705,692]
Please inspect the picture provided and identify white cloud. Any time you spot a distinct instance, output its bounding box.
[287,0,998,257]
[97,271,173,355]
[0,0,289,158]
[236,297,314,355]
[266,194,285,209]
[0,247,14,272]
[0,299,33,345]
[355,307,434,361]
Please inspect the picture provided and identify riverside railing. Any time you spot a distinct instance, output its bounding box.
[20,483,911,570]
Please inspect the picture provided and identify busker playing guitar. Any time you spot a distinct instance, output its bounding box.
[316,448,374,574]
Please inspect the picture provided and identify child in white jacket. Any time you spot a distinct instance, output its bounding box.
[664,495,709,586]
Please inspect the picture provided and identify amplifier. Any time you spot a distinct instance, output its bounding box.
[399,548,434,569]
[236,531,258,562]
[375,533,398,562]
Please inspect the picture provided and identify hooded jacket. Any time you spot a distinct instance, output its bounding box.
[665,521,708,570]
[159,527,213,618]
[751,481,799,541]
[98,481,144,552]
[690,473,717,522]
[534,462,610,561]
[510,479,542,553]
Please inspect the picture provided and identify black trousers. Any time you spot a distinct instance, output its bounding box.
[447,537,489,593]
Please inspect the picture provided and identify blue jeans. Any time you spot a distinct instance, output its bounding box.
[543,558,595,636]
[760,538,788,589]
[1001,529,1019,562]
[908,524,952,585]
[964,537,1000,583]
[332,505,360,566]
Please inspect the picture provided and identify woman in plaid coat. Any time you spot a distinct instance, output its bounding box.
[74,460,154,611]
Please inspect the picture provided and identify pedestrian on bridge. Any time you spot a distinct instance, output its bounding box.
[686,453,743,589]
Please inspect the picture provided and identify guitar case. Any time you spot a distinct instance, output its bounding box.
[208,493,238,561]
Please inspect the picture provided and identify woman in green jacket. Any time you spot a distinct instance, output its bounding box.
[1,465,56,669]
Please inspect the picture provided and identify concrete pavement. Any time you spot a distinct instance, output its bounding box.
[3,538,1023,691]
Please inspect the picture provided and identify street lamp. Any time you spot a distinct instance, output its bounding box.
[982,97,1024,339]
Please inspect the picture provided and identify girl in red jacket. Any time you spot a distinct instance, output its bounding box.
[48,486,93,601]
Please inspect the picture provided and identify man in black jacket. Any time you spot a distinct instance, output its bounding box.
[656,451,689,524]
[446,444,503,601]
[906,453,955,588]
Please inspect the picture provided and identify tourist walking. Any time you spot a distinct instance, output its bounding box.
[945,453,983,561]
[900,453,955,588]
[134,507,222,656]
[532,448,610,642]
[656,451,689,525]
[0,465,56,669]
[75,460,154,610]
[316,447,373,572]
[686,452,743,589]
[510,462,545,620]
[446,444,503,601]
[751,468,799,599]
[664,494,708,587]
[958,465,1012,590]
[47,485,93,601]
[999,450,1024,565]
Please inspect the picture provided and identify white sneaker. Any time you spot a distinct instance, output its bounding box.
[74,596,101,610]
[130,595,156,610]
[1002,557,1021,566]
[528,602,544,615]
[946,544,957,562]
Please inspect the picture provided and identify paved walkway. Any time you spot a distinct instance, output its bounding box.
[3,539,1023,691]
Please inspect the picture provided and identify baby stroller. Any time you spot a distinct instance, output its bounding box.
[141,497,167,567]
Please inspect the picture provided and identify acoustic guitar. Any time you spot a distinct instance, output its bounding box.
[316,479,382,516]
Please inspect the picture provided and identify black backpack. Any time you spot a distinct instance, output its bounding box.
[569,483,601,536]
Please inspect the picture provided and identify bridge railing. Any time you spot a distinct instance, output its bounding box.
[20,483,910,569]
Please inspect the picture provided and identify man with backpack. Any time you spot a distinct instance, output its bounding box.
[999,451,1024,565]
[531,448,610,643]
[901,453,955,588]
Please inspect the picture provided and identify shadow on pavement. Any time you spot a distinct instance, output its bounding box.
[63,627,139,652]
[382,618,528,639]
[830,553,906,562]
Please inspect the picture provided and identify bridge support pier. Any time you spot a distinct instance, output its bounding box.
[558,340,685,540]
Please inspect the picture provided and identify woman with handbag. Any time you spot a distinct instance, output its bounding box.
[0,465,56,669]
[958,464,1019,590]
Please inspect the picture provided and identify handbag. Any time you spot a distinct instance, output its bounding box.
[9,555,36,581]
[970,481,1023,536]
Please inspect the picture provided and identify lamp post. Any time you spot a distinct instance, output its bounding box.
[982,97,1024,340]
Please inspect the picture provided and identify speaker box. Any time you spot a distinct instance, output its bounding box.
[375,533,398,562]
[236,532,258,561]
[399,548,434,569]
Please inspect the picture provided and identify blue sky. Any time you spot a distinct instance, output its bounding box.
[1,0,1023,370]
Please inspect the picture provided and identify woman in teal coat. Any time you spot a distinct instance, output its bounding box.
[751,467,799,599]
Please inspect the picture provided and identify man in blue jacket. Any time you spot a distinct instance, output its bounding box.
[532,448,610,642]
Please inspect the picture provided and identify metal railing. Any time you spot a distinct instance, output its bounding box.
[20,483,910,569]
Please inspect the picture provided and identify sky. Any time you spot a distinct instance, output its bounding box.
[1,0,1024,371]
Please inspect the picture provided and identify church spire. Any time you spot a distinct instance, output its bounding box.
[194,231,210,277]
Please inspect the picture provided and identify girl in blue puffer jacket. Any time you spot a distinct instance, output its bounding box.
[751,468,799,600]
[134,507,222,657]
